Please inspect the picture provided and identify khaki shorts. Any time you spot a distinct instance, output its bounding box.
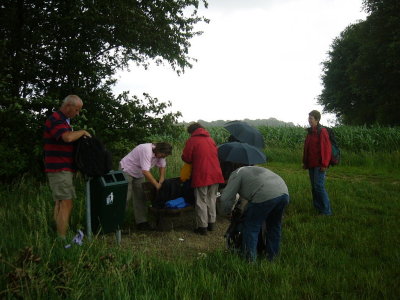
[47,171,76,201]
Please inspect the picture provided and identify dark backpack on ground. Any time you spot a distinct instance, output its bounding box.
[225,205,267,255]
[75,136,112,177]
[153,178,184,208]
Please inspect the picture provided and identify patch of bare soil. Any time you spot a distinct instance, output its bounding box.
[113,212,232,261]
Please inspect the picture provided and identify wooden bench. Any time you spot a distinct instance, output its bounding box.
[142,181,194,231]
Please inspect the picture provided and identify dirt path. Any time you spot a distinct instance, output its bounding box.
[113,213,232,261]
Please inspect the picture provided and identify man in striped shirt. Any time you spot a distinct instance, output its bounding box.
[44,95,91,239]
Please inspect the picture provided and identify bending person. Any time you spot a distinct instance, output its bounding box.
[120,142,172,230]
[220,166,289,262]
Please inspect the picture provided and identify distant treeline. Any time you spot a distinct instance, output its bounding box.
[181,118,295,127]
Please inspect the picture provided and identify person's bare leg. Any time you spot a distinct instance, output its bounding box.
[54,199,73,238]
[54,200,60,224]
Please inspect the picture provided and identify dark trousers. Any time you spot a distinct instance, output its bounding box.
[242,194,289,261]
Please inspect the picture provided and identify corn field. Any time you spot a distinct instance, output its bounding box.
[259,126,400,152]
[150,125,400,153]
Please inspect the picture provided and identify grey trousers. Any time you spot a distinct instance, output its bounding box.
[124,173,147,224]
[194,184,219,228]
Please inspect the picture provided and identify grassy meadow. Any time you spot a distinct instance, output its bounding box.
[1,125,399,299]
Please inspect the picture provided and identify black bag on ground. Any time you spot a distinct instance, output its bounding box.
[75,136,112,177]
[153,178,184,208]
[182,180,195,206]
[225,204,267,255]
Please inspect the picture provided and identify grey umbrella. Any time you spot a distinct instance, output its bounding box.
[224,121,265,149]
[218,142,266,165]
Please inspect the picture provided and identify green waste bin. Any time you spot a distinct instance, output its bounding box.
[89,171,128,234]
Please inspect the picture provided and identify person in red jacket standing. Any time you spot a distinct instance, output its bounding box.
[182,123,225,235]
[303,110,333,215]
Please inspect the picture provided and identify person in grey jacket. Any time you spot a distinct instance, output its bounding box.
[220,166,289,261]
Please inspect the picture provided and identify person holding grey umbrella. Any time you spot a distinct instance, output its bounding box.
[219,166,289,262]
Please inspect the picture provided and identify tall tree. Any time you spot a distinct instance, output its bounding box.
[318,0,400,125]
[0,0,208,179]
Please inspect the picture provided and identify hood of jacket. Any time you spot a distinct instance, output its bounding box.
[191,127,210,137]
[306,124,322,134]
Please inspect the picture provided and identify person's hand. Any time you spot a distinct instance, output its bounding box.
[216,192,221,202]
[155,182,162,190]
[320,167,327,172]
[81,130,91,138]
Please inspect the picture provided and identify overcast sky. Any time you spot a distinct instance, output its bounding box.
[113,0,366,126]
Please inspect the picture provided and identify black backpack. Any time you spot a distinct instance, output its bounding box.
[75,136,112,177]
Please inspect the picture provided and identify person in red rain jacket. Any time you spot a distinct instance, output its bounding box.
[303,110,333,215]
[182,123,225,235]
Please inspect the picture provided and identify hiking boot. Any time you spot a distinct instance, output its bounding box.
[207,223,215,231]
[194,227,208,235]
[136,222,154,231]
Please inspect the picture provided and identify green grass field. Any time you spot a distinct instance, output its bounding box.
[1,126,399,299]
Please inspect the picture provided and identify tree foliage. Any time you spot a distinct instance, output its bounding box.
[318,0,400,126]
[0,0,208,180]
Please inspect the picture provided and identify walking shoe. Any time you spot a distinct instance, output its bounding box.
[194,227,208,235]
[136,222,154,231]
[207,223,215,231]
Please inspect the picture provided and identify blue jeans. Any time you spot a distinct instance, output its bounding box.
[308,167,332,215]
[242,194,289,262]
